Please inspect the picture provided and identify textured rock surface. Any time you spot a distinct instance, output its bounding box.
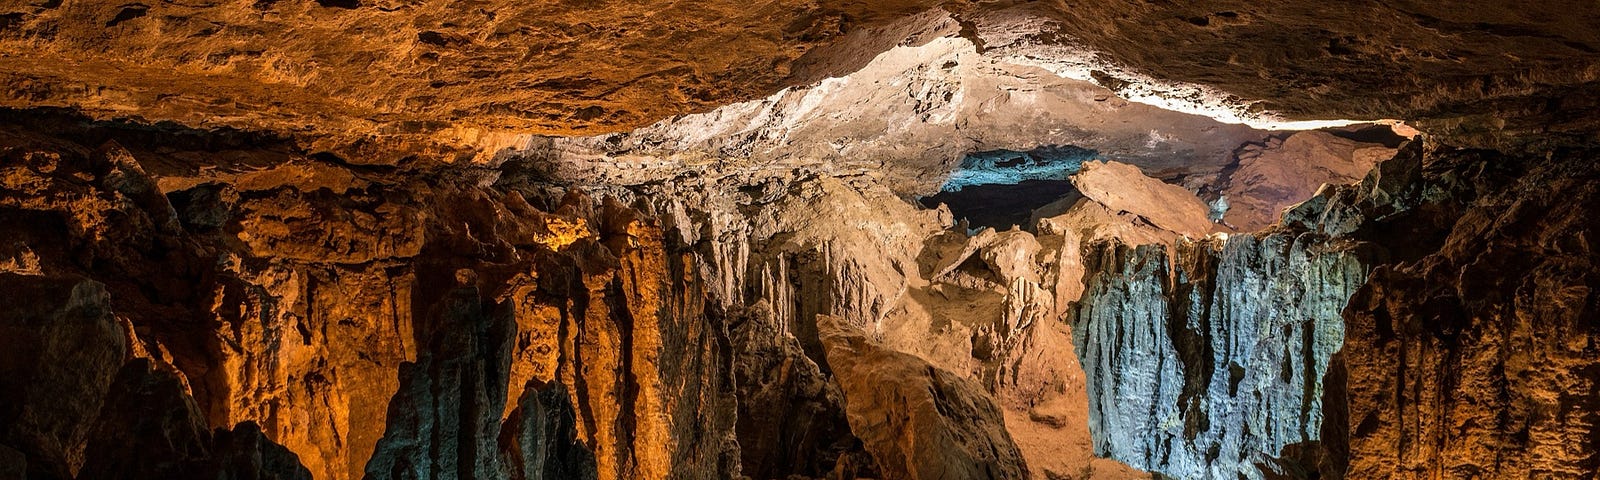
[1072,233,1365,479]
[3,1,1595,152]
[1,4,1598,479]
[819,315,1029,480]
[1024,2,1600,146]
[538,12,1270,193]
[1068,161,1220,235]
[80,359,313,480]
[0,114,745,480]
[1063,143,1452,478]
[498,380,598,480]
[729,303,861,479]
[1214,130,1399,231]
[1336,145,1600,479]
[0,275,126,479]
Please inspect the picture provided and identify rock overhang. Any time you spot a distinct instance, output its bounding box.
[5,0,1596,169]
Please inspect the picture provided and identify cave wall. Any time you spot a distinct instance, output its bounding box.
[0,0,1598,471]
[0,115,750,480]
[1339,146,1600,479]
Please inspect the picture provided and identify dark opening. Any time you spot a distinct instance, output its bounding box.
[1324,124,1409,148]
[919,180,1079,231]
[920,145,1096,231]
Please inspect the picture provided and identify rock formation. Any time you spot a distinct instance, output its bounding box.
[819,314,1029,480]
[0,4,1597,480]
[1335,145,1600,479]
[1071,227,1365,479]
[1212,130,1400,230]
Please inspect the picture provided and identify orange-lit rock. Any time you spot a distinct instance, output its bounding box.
[819,314,1029,480]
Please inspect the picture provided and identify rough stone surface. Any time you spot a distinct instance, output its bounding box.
[498,380,598,480]
[80,359,314,480]
[1213,130,1399,231]
[538,13,1270,193]
[1072,233,1365,479]
[819,314,1029,480]
[1335,146,1600,479]
[0,114,744,480]
[0,275,126,480]
[1069,160,1220,236]
[0,5,1597,479]
[3,1,1595,152]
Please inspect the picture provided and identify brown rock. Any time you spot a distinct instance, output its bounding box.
[819,314,1029,480]
[1067,161,1218,237]
[1339,147,1600,479]
[498,380,597,480]
[0,275,126,479]
[80,359,313,480]
[1216,131,1396,231]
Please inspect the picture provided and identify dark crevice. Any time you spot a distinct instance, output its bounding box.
[920,179,1078,231]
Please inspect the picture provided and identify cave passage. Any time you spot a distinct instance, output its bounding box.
[921,146,1095,230]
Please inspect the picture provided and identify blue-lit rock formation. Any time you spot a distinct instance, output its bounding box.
[1073,234,1363,479]
[1066,146,1440,478]
[939,147,1099,192]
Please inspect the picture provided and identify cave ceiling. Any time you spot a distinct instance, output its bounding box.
[2,0,1597,157]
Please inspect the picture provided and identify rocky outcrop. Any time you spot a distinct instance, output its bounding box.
[1213,130,1399,231]
[5,0,1595,155]
[0,275,126,479]
[1067,160,1220,235]
[498,380,598,480]
[1336,146,1600,479]
[0,114,747,480]
[364,282,514,480]
[1072,234,1364,479]
[729,303,861,479]
[819,315,1029,480]
[2,22,1597,479]
[1063,138,1600,480]
[1064,144,1455,478]
[0,272,311,480]
[80,359,312,480]
[541,15,1271,193]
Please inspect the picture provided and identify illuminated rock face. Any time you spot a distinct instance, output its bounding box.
[1072,228,1365,479]
[3,1,1594,153]
[0,3,1597,479]
[0,114,745,480]
[1337,147,1600,479]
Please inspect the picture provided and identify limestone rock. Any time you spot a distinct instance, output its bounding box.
[1067,161,1219,237]
[729,303,861,479]
[819,315,1029,480]
[498,380,598,480]
[365,283,513,480]
[1338,147,1600,479]
[0,275,126,479]
[1065,145,1417,478]
[79,359,313,480]
[1216,131,1397,231]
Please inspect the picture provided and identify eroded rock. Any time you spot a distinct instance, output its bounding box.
[0,275,125,479]
[819,315,1029,480]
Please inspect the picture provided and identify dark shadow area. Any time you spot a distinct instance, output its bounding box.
[1323,124,1409,148]
[919,179,1078,231]
[927,145,1095,231]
